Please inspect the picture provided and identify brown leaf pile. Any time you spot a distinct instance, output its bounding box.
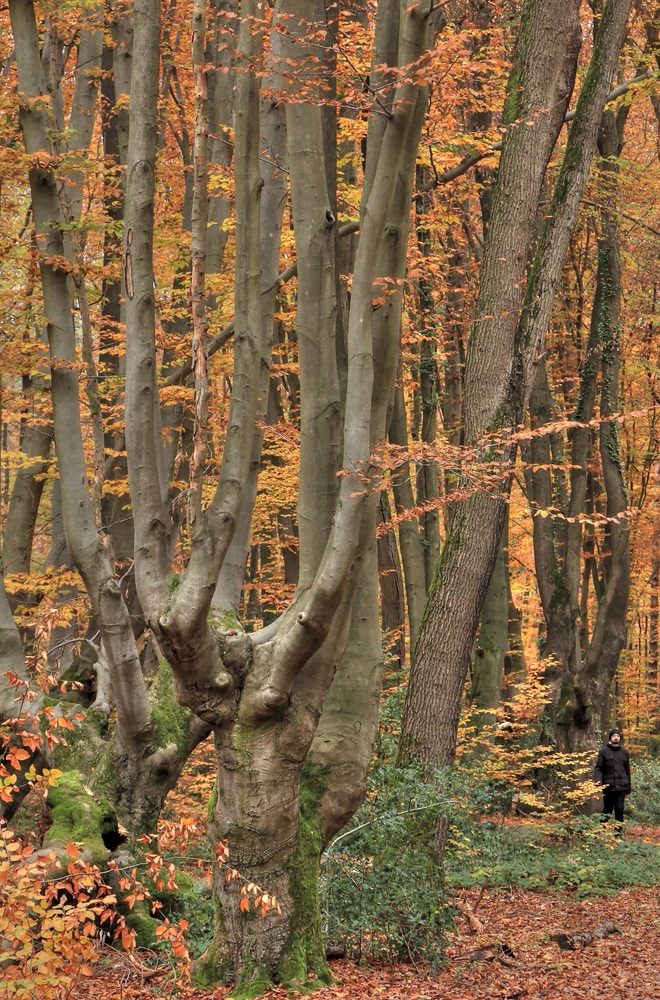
[67,885,660,1000]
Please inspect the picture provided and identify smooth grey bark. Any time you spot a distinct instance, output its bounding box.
[65,6,104,222]
[310,0,434,891]
[389,381,427,653]
[2,416,51,581]
[0,566,36,718]
[45,480,79,675]
[3,0,212,854]
[7,0,430,986]
[123,0,171,624]
[4,6,102,600]
[160,2,265,669]
[198,4,435,988]
[9,0,152,754]
[309,500,384,849]
[211,98,287,617]
[414,175,441,584]
[188,0,212,529]
[376,62,435,656]
[206,0,238,273]
[377,494,406,670]
[274,0,341,588]
[472,526,510,730]
[0,562,46,822]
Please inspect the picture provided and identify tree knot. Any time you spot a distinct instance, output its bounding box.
[296,611,325,638]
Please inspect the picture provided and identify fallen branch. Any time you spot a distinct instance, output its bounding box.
[551,920,620,951]
[455,898,485,935]
[454,942,516,963]
[123,951,167,980]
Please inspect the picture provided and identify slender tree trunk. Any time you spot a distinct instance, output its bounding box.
[0,563,46,821]
[389,381,427,653]
[377,494,406,669]
[525,97,632,750]
[2,415,51,582]
[649,559,659,690]
[472,525,510,730]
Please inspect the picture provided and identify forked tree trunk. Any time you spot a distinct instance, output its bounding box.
[400,0,631,789]
[193,3,433,989]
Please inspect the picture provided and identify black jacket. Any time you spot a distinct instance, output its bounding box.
[594,742,631,793]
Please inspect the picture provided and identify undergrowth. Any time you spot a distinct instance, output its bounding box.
[321,678,660,961]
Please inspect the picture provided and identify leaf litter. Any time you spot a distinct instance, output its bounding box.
[67,884,660,1000]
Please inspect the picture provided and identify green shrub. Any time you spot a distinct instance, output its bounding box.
[321,683,660,963]
[625,757,660,825]
[321,764,452,965]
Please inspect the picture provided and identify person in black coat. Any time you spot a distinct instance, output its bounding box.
[593,728,631,825]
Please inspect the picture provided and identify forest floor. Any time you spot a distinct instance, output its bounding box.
[70,849,660,1000]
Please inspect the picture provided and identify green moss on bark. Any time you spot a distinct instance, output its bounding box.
[420,521,461,629]
[555,679,577,726]
[192,892,234,987]
[207,779,219,823]
[123,906,158,947]
[54,707,106,767]
[44,770,118,867]
[275,763,331,989]
[149,661,191,752]
[229,967,275,1000]
[209,609,243,632]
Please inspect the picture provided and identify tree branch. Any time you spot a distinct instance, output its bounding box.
[417,70,653,194]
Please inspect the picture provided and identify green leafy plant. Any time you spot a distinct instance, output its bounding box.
[322,764,451,965]
[624,757,660,826]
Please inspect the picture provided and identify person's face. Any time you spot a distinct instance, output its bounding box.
[610,732,621,744]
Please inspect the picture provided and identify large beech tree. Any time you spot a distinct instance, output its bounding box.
[3,0,435,989]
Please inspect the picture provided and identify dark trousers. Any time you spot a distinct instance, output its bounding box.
[603,788,626,823]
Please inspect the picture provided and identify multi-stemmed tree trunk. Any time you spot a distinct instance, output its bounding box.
[400,0,631,795]
[3,0,638,990]
[3,0,214,843]
[194,5,434,988]
[5,0,435,990]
